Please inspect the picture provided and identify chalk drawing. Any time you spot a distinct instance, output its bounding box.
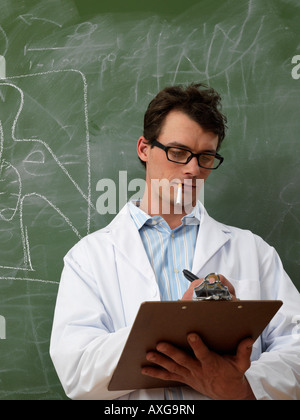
[0,23,8,57]
[0,70,92,284]
[18,14,63,28]
[0,0,298,291]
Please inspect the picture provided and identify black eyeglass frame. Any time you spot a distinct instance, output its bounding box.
[151,139,224,170]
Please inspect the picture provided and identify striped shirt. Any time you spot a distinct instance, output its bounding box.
[128,200,201,399]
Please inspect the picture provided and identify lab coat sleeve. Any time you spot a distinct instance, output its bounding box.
[245,238,300,400]
[50,246,133,400]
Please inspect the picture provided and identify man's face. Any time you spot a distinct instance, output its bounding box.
[138,110,219,213]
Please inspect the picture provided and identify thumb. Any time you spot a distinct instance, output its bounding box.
[235,338,254,373]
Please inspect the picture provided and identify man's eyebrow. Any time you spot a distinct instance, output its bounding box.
[166,141,191,149]
[166,141,217,153]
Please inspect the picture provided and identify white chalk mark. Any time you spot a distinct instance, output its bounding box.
[0,120,4,162]
[0,277,58,285]
[68,22,98,40]
[0,266,34,271]
[172,29,200,84]
[156,31,163,92]
[0,70,92,279]
[205,12,265,81]
[24,226,33,271]
[0,25,8,57]
[4,70,94,226]
[20,192,82,239]
[0,160,22,222]
[24,44,114,56]
[18,14,63,28]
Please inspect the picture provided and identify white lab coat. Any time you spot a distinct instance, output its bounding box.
[50,202,300,400]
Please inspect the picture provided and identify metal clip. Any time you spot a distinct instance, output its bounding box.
[193,273,232,301]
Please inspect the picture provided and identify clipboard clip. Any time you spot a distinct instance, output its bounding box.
[193,273,232,301]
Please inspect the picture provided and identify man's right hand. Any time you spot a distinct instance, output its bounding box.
[182,274,238,301]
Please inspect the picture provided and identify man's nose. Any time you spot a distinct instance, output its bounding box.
[183,156,201,176]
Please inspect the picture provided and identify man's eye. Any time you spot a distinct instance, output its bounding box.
[168,149,189,161]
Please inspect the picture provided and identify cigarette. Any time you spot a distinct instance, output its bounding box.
[176,183,182,205]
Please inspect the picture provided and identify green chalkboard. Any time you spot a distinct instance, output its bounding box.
[0,0,299,400]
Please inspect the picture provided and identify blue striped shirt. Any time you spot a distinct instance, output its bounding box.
[128,201,201,399]
[128,201,201,300]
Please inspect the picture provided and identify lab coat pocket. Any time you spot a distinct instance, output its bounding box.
[227,278,261,300]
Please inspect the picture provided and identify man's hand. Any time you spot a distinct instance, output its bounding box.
[142,275,256,400]
[142,334,256,400]
[182,274,238,301]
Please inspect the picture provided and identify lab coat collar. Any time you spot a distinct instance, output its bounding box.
[192,202,232,275]
[104,202,232,281]
[104,204,156,281]
[128,200,201,230]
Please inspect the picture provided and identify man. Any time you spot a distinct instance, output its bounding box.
[50,84,300,400]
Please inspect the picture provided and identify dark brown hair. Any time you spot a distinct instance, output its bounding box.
[140,83,227,167]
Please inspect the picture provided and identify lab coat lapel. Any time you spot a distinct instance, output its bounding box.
[192,205,231,275]
[107,204,156,283]
[106,204,159,325]
[106,203,231,293]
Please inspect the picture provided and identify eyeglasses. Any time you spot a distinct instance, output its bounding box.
[151,140,224,170]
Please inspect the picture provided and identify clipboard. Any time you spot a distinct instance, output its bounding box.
[108,300,282,391]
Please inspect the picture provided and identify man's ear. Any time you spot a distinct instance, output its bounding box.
[137,136,150,164]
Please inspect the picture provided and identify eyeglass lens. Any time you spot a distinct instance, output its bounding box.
[167,147,220,169]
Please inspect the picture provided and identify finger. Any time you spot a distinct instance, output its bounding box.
[189,278,205,289]
[144,348,189,378]
[217,274,236,297]
[182,278,205,300]
[155,342,194,369]
[235,338,255,373]
[187,333,214,365]
[141,364,182,382]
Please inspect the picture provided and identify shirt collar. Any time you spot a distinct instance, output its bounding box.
[128,201,152,230]
[128,200,201,231]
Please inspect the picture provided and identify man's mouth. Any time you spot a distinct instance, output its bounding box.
[182,180,197,190]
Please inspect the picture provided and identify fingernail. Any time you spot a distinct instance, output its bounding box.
[156,343,167,352]
[146,353,156,361]
[188,333,198,343]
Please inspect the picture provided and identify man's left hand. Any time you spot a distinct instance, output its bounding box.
[142,333,256,400]
[142,274,256,399]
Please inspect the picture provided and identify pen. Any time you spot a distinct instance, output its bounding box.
[183,269,199,282]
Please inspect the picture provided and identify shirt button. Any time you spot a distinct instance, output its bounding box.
[174,269,179,274]
[171,233,175,238]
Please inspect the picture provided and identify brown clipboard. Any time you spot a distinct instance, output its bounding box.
[108,300,283,391]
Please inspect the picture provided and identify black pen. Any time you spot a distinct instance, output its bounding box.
[183,269,199,283]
